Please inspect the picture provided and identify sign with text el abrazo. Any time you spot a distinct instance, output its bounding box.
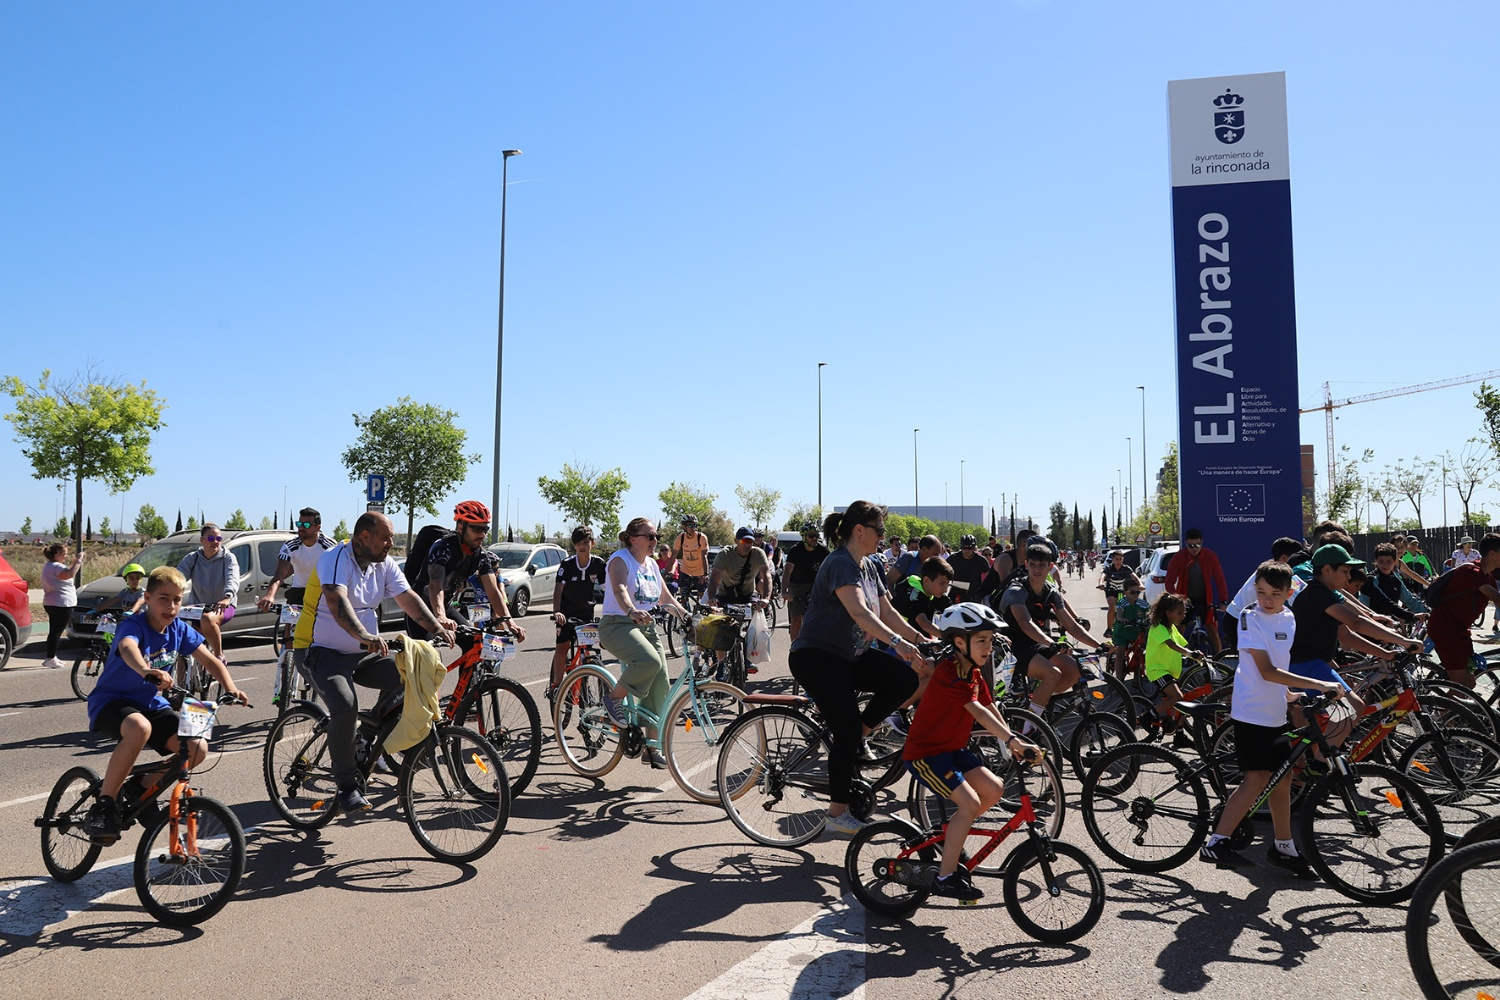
[1168,71,1301,583]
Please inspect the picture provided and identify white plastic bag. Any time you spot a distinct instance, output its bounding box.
[747,609,772,663]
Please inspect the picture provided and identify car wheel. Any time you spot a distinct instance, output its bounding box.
[0,623,12,669]
[511,588,530,618]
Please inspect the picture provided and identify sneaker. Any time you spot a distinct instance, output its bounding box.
[1266,846,1320,881]
[601,691,626,726]
[932,868,984,901]
[372,754,394,775]
[1172,729,1196,750]
[746,664,759,675]
[823,811,869,837]
[857,738,879,762]
[336,787,372,813]
[644,749,668,770]
[1301,759,1331,780]
[1199,839,1250,869]
[83,797,121,844]
[884,712,910,737]
[45,656,64,669]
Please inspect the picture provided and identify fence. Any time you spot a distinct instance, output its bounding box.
[1342,523,1492,567]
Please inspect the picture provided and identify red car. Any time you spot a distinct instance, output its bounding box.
[0,551,33,669]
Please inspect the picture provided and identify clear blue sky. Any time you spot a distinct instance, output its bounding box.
[3,2,1497,540]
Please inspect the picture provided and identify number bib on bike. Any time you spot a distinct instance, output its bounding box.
[178,698,217,738]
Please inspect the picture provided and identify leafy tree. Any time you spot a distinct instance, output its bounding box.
[225,509,251,531]
[1476,382,1500,457]
[258,516,273,530]
[1368,482,1395,534]
[782,502,824,532]
[700,508,737,546]
[537,462,630,532]
[134,504,168,539]
[333,518,350,541]
[1472,510,1493,528]
[340,397,480,548]
[85,516,92,541]
[734,484,782,531]
[20,516,32,536]
[1071,503,1081,548]
[1100,510,1109,548]
[520,523,549,544]
[2,368,166,551]
[99,516,111,539]
[1047,502,1068,541]
[1388,458,1437,527]
[1444,439,1496,527]
[1323,446,1372,527]
[175,510,183,532]
[658,481,718,529]
[186,515,199,531]
[52,516,69,538]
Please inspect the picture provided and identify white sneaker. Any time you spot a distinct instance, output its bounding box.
[45,657,63,669]
[824,811,868,837]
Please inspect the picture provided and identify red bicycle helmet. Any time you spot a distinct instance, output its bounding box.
[454,500,491,524]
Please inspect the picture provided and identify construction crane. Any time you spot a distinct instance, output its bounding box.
[1299,370,1500,485]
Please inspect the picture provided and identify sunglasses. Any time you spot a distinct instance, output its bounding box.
[862,522,886,535]
[636,533,661,541]
[204,535,223,542]
[1187,543,1203,549]
[466,523,491,532]
[295,521,318,529]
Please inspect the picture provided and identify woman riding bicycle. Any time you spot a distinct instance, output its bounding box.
[787,501,929,836]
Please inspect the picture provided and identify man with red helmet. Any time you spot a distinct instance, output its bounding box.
[410,500,527,641]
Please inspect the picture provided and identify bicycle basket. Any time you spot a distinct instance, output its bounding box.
[690,613,739,651]
[576,622,600,647]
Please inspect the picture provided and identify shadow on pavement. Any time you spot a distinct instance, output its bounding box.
[866,918,1091,995]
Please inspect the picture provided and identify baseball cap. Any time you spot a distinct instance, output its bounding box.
[735,527,755,541]
[1311,544,1365,569]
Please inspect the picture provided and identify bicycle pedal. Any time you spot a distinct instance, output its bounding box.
[958,898,979,907]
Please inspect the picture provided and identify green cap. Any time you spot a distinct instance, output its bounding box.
[1311,544,1364,570]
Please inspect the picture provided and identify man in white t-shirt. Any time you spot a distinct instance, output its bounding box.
[307,511,454,813]
[1200,560,1342,876]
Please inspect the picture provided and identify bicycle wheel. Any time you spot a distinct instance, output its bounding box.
[1297,760,1444,904]
[262,706,340,830]
[1003,708,1062,765]
[400,725,510,864]
[1067,711,1134,778]
[1404,837,1500,1000]
[552,665,624,778]
[844,818,935,918]
[1397,728,1500,846]
[766,598,779,632]
[1001,838,1105,944]
[1420,680,1500,739]
[1080,742,1209,873]
[716,706,831,847]
[1387,695,1489,761]
[134,794,245,926]
[272,623,286,658]
[907,747,1066,848]
[725,644,748,690]
[70,654,104,702]
[40,766,103,882]
[661,680,747,804]
[1094,671,1138,727]
[664,615,680,659]
[453,674,542,798]
[274,649,297,720]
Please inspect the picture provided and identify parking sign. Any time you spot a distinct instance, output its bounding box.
[366,475,386,503]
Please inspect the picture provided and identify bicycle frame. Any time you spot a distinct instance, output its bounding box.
[584,655,731,751]
[896,790,1043,875]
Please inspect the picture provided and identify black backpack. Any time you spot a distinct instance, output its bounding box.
[405,525,453,592]
[1420,565,1466,607]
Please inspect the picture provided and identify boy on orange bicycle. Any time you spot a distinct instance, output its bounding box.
[902,602,1041,902]
[84,566,250,843]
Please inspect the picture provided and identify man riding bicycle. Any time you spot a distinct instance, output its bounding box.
[408,500,526,643]
[306,512,454,813]
[259,507,337,703]
[709,527,772,609]
[672,515,711,609]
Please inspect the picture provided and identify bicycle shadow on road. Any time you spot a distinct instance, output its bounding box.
[865,919,1090,997]
[511,768,721,842]
[588,842,837,952]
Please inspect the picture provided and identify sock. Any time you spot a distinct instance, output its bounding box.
[1205,833,1227,848]
[1274,838,1297,856]
[1029,701,1045,717]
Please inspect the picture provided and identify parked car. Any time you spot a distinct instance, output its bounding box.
[0,551,33,669]
[484,542,567,617]
[1142,543,1181,607]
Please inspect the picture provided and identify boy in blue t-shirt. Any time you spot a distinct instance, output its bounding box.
[84,566,249,843]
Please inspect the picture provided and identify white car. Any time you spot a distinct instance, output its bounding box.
[484,542,567,617]
[1142,543,1180,607]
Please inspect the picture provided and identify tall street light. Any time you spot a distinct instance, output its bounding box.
[913,428,920,520]
[490,148,523,544]
[1126,438,1132,519]
[1137,385,1147,509]
[960,460,965,525]
[817,362,827,511]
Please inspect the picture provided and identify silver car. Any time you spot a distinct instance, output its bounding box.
[485,542,567,617]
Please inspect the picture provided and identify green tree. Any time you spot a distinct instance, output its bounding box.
[258,516,273,530]
[1388,457,1437,527]
[2,368,166,551]
[85,516,92,541]
[340,397,480,548]
[520,523,549,544]
[537,462,630,531]
[224,509,251,531]
[1047,502,1068,541]
[657,481,718,529]
[20,516,32,536]
[175,510,183,532]
[1071,503,1081,548]
[186,515,199,531]
[1322,445,1371,527]
[782,502,824,531]
[1476,382,1500,457]
[734,484,782,530]
[1444,438,1496,527]
[52,516,69,538]
[333,518,350,541]
[99,516,111,539]
[134,504,168,540]
[700,508,736,546]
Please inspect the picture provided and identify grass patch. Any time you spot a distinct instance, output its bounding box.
[1,542,141,590]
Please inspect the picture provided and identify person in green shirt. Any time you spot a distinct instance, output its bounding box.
[1143,593,1204,737]
[1397,534,1435,583]
[1109,578,1148,679]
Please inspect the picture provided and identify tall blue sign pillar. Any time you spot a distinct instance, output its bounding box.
[1169,71,1302,585]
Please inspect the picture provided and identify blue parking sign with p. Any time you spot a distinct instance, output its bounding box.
[366,475,386,503]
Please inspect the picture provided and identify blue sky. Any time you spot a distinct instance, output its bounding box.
[3,2,1497,540]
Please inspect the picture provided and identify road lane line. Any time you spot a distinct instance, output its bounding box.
[0,792,49,809]
[0,711,23,718]
[684,896,866,999]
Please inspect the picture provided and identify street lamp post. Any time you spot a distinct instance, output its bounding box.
[490,148,523,544]
[1126,437,1133,520]
[817,362,827,511]
[960,460,965,525]
[1137,385,1147,509]
[913,428,920,520]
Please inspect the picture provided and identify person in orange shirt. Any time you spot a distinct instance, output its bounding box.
[672,515,711,609]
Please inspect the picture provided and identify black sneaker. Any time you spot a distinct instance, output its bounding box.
[84,797,121,845]
[932,868,984,901]
[1266,846,1320,881]
[337,787,372,813]
[644,749,668,770]
[1199,839,1250,869]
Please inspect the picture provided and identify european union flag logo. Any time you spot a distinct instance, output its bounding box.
[1217,484,1266,517]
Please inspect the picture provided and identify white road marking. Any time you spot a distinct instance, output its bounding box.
[0,792,49,810]
[0,711,23,718]
[684,896,866,999]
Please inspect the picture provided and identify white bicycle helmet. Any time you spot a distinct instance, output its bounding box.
[934,601,1005,638]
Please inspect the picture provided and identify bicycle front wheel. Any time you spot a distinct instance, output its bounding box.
[400,725,510,864]
[70,655,104,702]
[716,706,831,847]
[1397,727,1500,846]
[1067,711,1134,778]
[1298,760,1444,904]
[1080,742,1209,873]
[1001,838,1105,944]
[134,794,245,926]
[1404,837,1500,1000]
[453,675,542,798]
[552,665,624,778]
[661,680,747,804]
[263,706,339,830]
[274,649,296,720]
[40,766,103,882]
[844,818,934,918]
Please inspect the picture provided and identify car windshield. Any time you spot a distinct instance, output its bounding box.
[119,539,199,576]
[490,549,532,570]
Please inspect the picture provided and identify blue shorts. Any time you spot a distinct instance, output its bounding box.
[1287,658,1352,695]
[905,748,985,800]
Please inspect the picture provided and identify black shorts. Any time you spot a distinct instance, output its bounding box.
[1233,720,1291,773]
[285,586,307,606]
[93,701,180,756]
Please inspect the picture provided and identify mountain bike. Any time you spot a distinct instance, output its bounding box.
[266,603,316,719]
[1404,822,1500,1000]
[37,688,248,926]
[1001,647,1136,778]
[441,623,542,798]
[262,637,510,863]
[70,612,116,701]
[844,752,1103,943]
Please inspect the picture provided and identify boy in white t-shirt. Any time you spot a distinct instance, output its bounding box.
[1199,560,1343,877]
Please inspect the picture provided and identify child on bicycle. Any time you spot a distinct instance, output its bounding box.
[106,563,148,616]
[1143,594,1204,740]
[1199,560,1342,876]
[1109,578,1148,679]
[902,602,1042,901]
[83,566,249,844]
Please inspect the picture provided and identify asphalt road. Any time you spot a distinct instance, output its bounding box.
[0,574,1484,999]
